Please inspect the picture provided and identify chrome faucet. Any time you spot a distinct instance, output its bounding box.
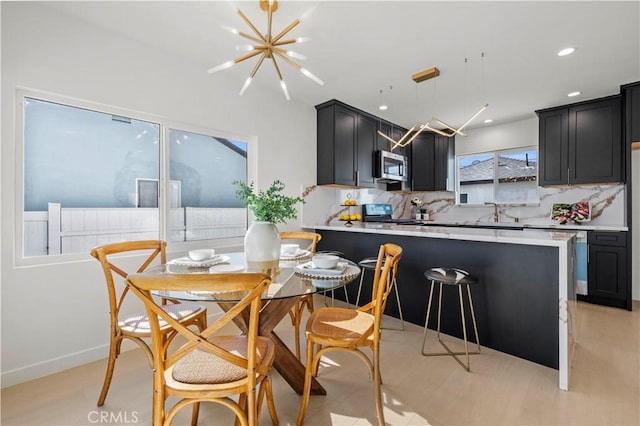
[484,202,499,223]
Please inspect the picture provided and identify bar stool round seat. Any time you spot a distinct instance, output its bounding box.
[421,267,480,371]
[355,257,404,330]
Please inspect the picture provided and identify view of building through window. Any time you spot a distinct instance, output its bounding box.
[22,97,248,257]
[457,148,538,204]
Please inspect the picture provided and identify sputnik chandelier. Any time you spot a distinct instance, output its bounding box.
[207,0,323,100]
[380,54,488,151]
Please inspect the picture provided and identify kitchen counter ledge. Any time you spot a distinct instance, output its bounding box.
[308,222,577,248]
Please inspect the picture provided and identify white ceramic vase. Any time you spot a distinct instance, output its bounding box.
[244,221,281,274]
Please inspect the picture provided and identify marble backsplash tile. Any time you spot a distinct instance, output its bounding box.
[301,184,626,227]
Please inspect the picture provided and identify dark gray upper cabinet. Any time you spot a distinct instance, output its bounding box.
[434,135,455,191]
[410,133,435,191]
[410,132,454,191]
[536,96,623,185]
[316,100,376,188]
[622,82,640,143]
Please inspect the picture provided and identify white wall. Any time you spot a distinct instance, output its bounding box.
[1,2,316,386]
[456,117,539,154]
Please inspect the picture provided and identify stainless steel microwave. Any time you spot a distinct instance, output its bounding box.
[374,150,408,182]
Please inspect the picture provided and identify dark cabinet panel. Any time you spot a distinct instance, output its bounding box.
[410,133,454,191]
[411,133,435,191]
[538,109,569,185]
[536,96,623,185]
[356,113,377,187]
[569,98,622,184]
[586,231,630,309]
[334,105,358,186]
[434,135,455,191]
[623,82,640,143]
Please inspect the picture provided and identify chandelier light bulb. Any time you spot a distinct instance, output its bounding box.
[280,80,291,101]
[286,50,307,60]
[295,37,310,43]
[239,76,253,96]
[300,68,324,86]
[236,44,255,52]
[208,60,235,74]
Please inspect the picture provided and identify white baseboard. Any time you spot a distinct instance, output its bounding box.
[1,309,224,388]
[1,344,110,388]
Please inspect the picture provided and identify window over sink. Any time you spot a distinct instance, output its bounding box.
[456,147,539,205]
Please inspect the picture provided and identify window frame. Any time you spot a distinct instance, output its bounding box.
[455,145,539,206]
[15,88,257,266]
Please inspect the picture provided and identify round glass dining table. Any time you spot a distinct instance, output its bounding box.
[149,252,361,302]
[143,251,361,396]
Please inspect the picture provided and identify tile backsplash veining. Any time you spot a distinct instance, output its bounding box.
[302,184,626,228]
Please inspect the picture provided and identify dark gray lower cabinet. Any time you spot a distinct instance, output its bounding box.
[587,231,630,310]
[316,229,560,369]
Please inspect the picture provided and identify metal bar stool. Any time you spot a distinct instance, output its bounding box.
[355,256,404,330]
[421,267,480,371]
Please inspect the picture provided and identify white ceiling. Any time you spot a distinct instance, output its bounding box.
[41,1,639,130]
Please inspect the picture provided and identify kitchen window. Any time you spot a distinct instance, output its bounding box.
[19,92,250,258]
[456,147,539,205]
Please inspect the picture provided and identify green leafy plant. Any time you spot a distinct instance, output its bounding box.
[233,180,305,224]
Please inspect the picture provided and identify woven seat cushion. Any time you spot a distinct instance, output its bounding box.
[308,307,375,342]
[424,267,476,286]
[119,303,204,332]
[171,336,273,385]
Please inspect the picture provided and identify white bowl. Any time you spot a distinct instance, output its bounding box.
[312,254,339,269]
[281,244,299,255]
[188,249,216,261]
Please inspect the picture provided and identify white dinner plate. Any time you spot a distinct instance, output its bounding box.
[208,264,244,273]
[168,255,230,267]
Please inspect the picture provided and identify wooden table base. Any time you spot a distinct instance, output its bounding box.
[219,297,326,395]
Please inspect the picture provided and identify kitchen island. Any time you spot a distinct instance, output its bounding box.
[306,222,577,391]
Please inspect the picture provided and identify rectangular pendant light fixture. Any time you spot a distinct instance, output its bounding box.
[412,67,440,83]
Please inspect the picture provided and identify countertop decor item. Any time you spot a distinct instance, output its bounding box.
[551,201,591,224]
[234,180,304,274]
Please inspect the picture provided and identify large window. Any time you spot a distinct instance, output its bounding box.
[456,147,538,205]
[21,94,249,257]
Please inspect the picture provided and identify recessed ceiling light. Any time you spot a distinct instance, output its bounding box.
[557,47,576,57]
[379,105,388,111]
[483,119,493,124]
[568,91,582,97]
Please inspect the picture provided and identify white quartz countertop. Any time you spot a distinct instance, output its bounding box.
[420,219,627,231]
[307,222,578,248]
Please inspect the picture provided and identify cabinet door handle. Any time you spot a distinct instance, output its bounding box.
[567,168,570,185]
[355,170,360,187]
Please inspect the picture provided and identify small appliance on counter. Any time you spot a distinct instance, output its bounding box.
[361,203,422,224]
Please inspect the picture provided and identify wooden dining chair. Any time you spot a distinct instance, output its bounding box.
[280,231,322,360]
[296,243,403,426]
[90,240,207,407]
[125,272,279,426]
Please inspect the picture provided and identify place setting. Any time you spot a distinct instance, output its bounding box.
[279,243,312,261]
[294,254,361,280]
[167,249,231,270]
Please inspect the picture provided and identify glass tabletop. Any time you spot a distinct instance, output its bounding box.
[146,252,361,302]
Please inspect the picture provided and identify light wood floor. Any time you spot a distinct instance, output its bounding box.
[2,299,639,425]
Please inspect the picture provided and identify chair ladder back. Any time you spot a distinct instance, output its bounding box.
[126,273,270,373]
